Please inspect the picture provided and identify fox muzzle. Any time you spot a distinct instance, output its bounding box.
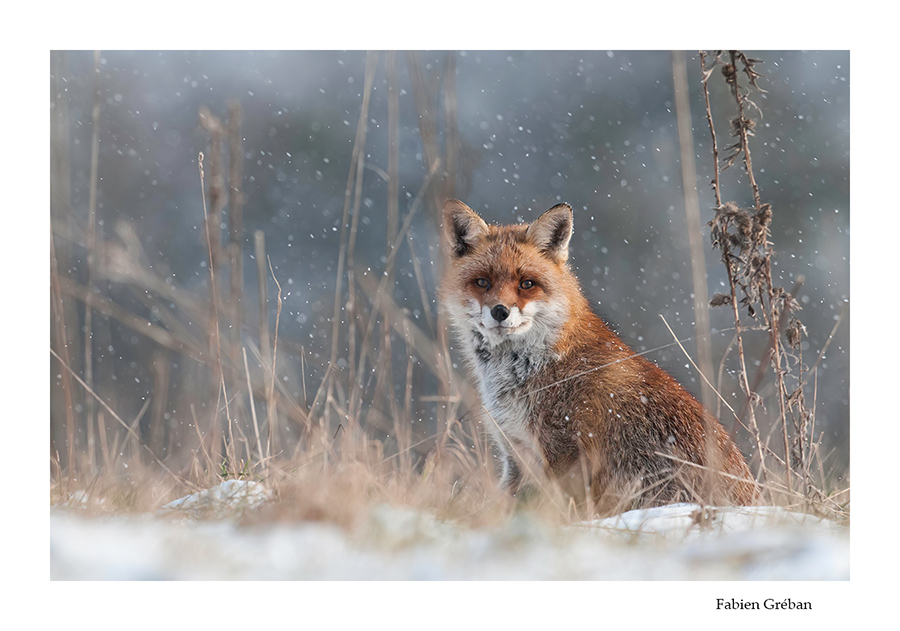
[490,304,511,322]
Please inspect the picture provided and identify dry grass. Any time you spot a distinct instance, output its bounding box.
[49,52,513,531]
[49,51,848,530]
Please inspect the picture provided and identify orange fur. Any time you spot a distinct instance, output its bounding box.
[440,199,758,515]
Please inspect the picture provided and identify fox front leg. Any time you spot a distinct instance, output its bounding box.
[500,455,522,495]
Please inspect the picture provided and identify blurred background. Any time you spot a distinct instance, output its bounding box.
[50,50,849,486]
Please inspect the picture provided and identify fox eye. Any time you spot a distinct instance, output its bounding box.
[519,279,535,290]
[474,278,490,289]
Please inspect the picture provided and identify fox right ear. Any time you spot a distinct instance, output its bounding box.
[443,199,489,258]
[526,203,574,264]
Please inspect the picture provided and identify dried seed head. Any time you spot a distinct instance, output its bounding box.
[722,63,737,83]
[731,116,757,136]
[784,293,802,313]
[786,317,807,350]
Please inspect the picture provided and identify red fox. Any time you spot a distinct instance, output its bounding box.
[440,199,758,515]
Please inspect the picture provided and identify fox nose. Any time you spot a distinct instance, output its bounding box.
[490,304,510,322]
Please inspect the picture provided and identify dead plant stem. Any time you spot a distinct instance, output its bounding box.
[50,227,77,480]
[243,347,264,465]
[729,51,763,212]
[84,49,102,474]
[326,51,378,436]
[266,254,283,462]
[699,51,722,208]
[672,50,715,414]
[198,150,234,474]
[726,262,770,489]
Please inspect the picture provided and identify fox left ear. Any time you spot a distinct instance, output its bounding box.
[526,203,574,263]
[443,199,489,258]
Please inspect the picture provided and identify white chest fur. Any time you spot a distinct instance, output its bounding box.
[463,329,549,472]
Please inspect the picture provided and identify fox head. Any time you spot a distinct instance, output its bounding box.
[440,199,581,348]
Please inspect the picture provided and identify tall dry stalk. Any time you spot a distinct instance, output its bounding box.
[254,230,272,394]
[325,51,378,439]
[376,50,401,424]
[197,142,234,476]
[701,51,770,493]
[84,49,102,475]
[671,50,715,416]
[50,51,77,481]
[345,52,379,430]
[50,228,76,483]
[443,51,458,203]
[149,348,169,457]
[406,52,444,215]
[242,347,264,467]
[265,254,283,463]
[701,50,825,506]
[405,51,466,453]
[227,100,245,414]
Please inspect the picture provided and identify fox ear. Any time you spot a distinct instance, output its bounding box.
[526,203,573,263]
[443,199,489,258]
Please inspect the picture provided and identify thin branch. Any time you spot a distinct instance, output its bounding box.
[699,51,722,208]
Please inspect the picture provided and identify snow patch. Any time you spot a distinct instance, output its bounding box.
[159,480,271,518]
[51,494,848,580]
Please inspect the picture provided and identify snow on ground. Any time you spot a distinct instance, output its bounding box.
[51,481,848,580]
[158,479,272,517]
